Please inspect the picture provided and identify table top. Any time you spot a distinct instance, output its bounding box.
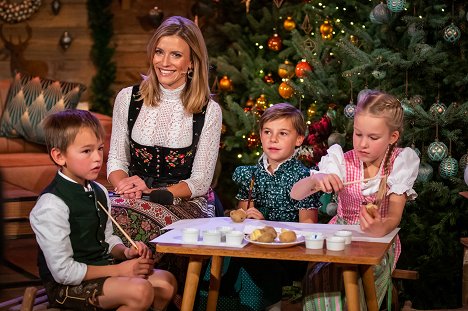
[156,240,392,265]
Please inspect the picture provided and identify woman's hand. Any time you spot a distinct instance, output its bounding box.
[245,207,265,220]
[114,176,148,199]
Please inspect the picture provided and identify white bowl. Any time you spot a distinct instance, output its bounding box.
[305,235,325,249]
[334,230,352,244]
[326,236,346,251]
[182,228,199,243]
[217,226,234,241]
[203,229,221,245]
[225,230,244,246]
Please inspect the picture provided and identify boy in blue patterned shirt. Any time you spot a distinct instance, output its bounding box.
[233,102,321,222]
[207,103,321,311]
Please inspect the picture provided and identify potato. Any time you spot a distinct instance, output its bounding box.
[250,229,264,241]
[279,230,297,243]
[230,209,247,223]
[365,203,378,218]
[262,226,277,238]
[257,232,276,243]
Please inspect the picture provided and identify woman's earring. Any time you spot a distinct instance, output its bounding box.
[187,68,194,80]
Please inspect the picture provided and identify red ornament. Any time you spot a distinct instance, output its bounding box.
[295,60,313,78]
[247,132,260,149]
[263,73,275,84]
[267,33,282,51]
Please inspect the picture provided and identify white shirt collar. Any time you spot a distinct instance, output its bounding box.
[259,149,298,175]
[58,170,92,191]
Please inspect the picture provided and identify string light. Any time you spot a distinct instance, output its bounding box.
[237,154,242,158]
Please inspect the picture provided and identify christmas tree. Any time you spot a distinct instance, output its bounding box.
[193,0,468,308]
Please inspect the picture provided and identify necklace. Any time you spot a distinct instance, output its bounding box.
[0,0,42,24]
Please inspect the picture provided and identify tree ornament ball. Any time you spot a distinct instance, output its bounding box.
[256,94,268,112]
[429,101,447,116]
[320,20,333,40]
[465,166,468,186]
[278,60,295,79]
[410,95,423,106]
[219,76,232,91]
[427,141,448,162]
[372,70,386,80]
[247,132,260,149]
[328,132,346,147]
[349,35,359,46]
[401,98,414,117]
[283,16,296,31]
[307,104,317,118]
[387,0,405,13]
[459,153,468,171]
[371,2,390,24]
[263,73,275,84]
[245,98,255,108]
[295,60,313,78]
[416,161,433,183]
[326,202,338,216]
[439,157,458,179]
[267,33,282,51]
[278,82,294,99]
[443,23,461,43]
[344,102,356,119]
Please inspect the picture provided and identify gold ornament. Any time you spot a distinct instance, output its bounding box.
[320,19,333,40]
[221,124,227,134]
[278,60,295,79]
[267,33,282,51]
[245,97,255,108]
[219,75,232,91]
[247,132,260,149]
[278,81,294,99]
[256,94,268,112]
[349,35,359,45]
[283,16,296,31]
[307,104,317,119]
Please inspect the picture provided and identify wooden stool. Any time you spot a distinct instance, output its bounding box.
[391,269,419,311]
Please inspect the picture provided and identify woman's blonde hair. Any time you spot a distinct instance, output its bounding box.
[139,16,210,113]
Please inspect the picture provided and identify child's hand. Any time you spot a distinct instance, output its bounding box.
[245,207,265,220]
[125,241,153,259]
[118,257,154,278]
[359,204,384,237]
[313,173,343,193]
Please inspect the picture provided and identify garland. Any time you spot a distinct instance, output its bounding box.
[87,0,115,115]
[0,0,41,23]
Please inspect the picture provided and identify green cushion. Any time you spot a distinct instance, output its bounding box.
[0,72,85,145]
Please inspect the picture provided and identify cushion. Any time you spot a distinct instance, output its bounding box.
[0,72,86,145]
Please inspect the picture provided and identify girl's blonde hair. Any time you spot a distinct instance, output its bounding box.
[355,89,404,135]
[139,16,210,113]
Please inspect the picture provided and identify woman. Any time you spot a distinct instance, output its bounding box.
[107,15,222,289]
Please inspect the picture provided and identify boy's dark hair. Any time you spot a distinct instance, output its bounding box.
[259,103,306,136]
[43,109,105,160]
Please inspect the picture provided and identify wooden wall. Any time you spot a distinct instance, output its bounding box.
[0,0,194,105]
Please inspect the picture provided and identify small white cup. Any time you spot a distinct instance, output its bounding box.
[225,230,244,246]
[203,229,221,245]
[334,230,352,245]
[305,234,325,249]
[326,236,346,251]
[217,226,234,241]
[182,228,199,243]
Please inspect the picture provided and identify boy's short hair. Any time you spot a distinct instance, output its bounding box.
[258,103,306,136]
[43,109,105,155]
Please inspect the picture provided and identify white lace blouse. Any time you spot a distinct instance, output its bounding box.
[107,84,222,198]
[312,144,420,200]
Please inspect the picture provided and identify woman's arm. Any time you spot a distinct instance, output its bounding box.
[180,100,222,198]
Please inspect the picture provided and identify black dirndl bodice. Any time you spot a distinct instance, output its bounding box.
[127,85,206,188]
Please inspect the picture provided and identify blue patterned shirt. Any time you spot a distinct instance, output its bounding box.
[232,154,321,222]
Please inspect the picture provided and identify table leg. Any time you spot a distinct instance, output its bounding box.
[206,256,223,311]
[181,256,203,311]
[360,264,378,311]
[342,265,359,311]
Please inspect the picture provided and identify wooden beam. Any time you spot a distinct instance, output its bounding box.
[121,0,131,10]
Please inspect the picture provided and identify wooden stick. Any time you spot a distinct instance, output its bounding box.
[97,201,139,250]
[246,174,255,210]
[343,175,384,186]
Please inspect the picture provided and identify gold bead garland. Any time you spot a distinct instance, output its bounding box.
[0,0,42,23]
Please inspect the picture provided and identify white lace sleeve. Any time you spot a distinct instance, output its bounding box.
[313,144,346,180]
[107,87,133,178]
[182,99,222,197]
[387,147,420,200]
